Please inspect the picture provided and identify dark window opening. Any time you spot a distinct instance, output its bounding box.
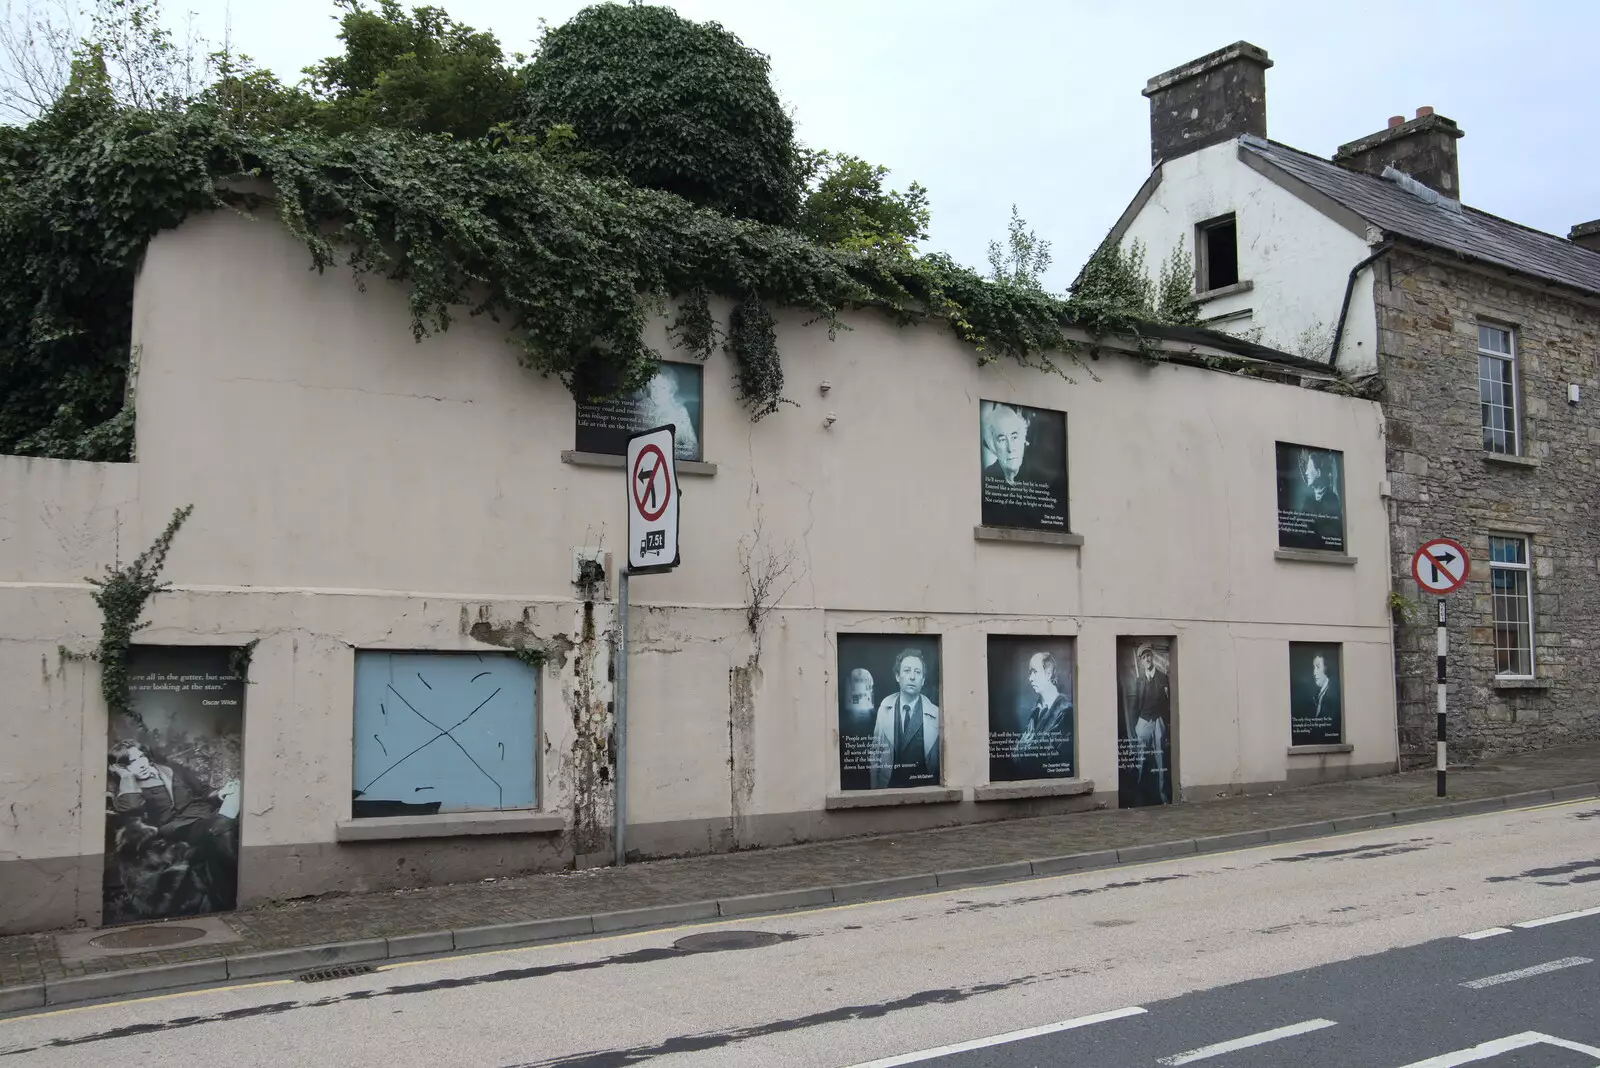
[1198,216,1239,291]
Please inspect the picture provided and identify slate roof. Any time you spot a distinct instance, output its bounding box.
[1238,134,1600,297]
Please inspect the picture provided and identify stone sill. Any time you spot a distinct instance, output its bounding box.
[561,450,718,477]
[1195,279,1255,304]
[974,526,1084,548]
[825,787,962,810]
[974,778,1095,802]
[1493,677,1552,691]
[1483,452,1540,470]
[1287,744,1354,756]
[1274,549,1358,566]
[335,810,565,842]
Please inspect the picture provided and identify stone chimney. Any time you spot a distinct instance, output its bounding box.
[1142,42,1273,167]
[1334,107,1464,199]
[1571,220,1600,252]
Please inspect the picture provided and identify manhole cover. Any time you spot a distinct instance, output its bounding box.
[89,925,208,950]
[673,930,786,953]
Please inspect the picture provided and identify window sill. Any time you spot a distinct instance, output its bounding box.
[1492,678,1551,691]
[975,778,1095,802]
[335,810,565,842]
[1195,280,1254,304]
[1274,549,1358,566]
[561,450,718,477]
[1483,453,1539,470]
[825,787,962,810]
[974,526,1084,548]
[1287,744,1354,756]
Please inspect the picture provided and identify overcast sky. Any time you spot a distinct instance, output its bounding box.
[178,0,1595,290]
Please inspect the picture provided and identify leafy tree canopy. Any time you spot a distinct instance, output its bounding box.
[796,149,929,256]
[305,0,526,139]
[520,3,803,225]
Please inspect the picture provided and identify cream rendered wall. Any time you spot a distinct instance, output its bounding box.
[1120,139,1381,374]
[0,204,1395,930]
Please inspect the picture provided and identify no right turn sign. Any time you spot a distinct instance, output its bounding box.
[1412,538,1469,595]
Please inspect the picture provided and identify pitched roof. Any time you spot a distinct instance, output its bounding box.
[1238,134,1600,297]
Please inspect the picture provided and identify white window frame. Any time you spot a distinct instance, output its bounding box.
[1488,534,1535,679]
[1478,322,1520,456]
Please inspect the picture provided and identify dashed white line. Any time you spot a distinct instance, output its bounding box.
[1513,904,1600,929]
[1155,1019,1337,1066]
[1397,1030,1600,1066]
[1459,927,1511,940]
[1460,956,1592,989]
[838,1006,1148,1068]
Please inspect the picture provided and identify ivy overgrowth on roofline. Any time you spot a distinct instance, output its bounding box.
[2,106,1216,461]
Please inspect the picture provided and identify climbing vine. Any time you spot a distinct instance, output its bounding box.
[86,503,193,722]
[2,104,1204,461]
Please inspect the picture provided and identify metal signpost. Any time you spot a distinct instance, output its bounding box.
[1410,537,1469,798]
[615,425,680,866]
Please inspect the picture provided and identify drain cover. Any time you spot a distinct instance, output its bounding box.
[673,930,786,953]
[89,925,209,950]
[297,965,376,983]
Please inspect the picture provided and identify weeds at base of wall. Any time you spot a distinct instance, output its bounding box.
[85,503,193,725]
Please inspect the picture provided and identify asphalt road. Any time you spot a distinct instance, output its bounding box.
[5,799,1600,1067]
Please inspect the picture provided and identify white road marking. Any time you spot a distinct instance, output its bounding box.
[1156,1019,1337,1065]
[1513,904,1600,929]
[837,1006,1148,1067]
[1396,1030,1600,1066]
[1459,956,1592,989]
[1459,928,1512,940]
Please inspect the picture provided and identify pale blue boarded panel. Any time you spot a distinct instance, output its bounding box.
[352,651,536,813]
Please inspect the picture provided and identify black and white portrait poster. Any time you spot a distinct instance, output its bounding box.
[1117,637,1174,807]
[837,635,942,791]
[575,361,703,461]
[1289,642,1343,746]
[104,646,245,925]
[1276,442,1345,553]
[987,636,1076,781]
[979,400,1068,531]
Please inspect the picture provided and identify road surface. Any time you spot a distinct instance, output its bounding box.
[5,798,1600,1067]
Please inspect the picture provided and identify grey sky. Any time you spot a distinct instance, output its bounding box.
[190,0,1595,291]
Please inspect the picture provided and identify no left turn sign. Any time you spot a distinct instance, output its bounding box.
[1412,537,1469,595]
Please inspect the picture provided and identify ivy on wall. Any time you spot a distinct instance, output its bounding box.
[86,503,192,724]
[2,104,1201,461]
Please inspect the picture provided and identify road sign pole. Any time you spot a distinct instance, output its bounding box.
[1436,598,1447,798]
[614,568,630,866]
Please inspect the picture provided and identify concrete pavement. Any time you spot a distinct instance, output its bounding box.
[3,740,1598,1012]
[5,795,1600,1065]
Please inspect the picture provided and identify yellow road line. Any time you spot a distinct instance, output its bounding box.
[2,979,293,1025]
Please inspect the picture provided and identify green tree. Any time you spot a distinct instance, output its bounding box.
[520,3,802,225]
[795,149,929,255]
[1068,237,1199,331]
[304,0,525,140]
[987,204,1052,289]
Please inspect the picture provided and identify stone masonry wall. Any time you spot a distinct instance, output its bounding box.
[1377,245,1600,763]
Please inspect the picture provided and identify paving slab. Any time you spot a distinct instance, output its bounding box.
[5,740,1598,1004]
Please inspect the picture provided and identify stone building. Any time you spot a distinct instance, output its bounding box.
[0,201,1393,933]
[1098,41,1600,763]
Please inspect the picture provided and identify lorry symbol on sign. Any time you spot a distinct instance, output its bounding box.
[639,530,666,558]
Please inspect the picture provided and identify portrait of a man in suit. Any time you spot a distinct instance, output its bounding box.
[870,647,942,789]
[1119,641,1172,807]
[988,638,1076,781]
[1289,641,1343,745]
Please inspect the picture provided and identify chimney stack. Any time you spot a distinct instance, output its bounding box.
[1142,42,1273,167]
[1570,221,1600,253]
[1334,108,1464,199]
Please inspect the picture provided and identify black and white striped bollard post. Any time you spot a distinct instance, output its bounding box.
[1436,598,1447,798]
